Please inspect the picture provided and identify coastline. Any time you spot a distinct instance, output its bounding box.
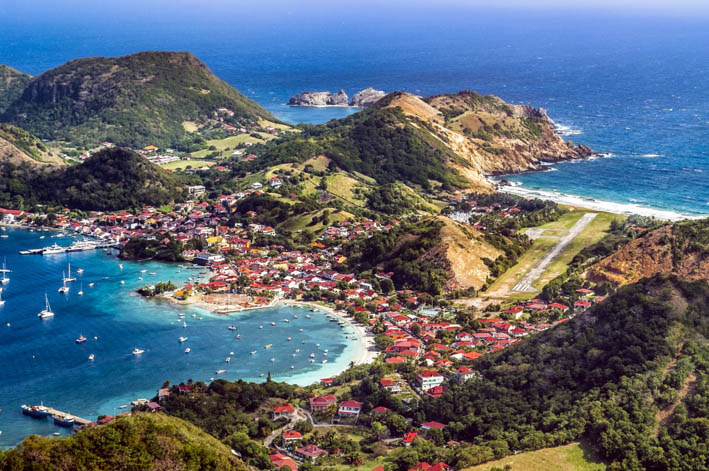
[495,183,700,221]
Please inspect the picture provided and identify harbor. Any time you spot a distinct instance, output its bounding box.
[19,239,119,255]
[21,404,93,427]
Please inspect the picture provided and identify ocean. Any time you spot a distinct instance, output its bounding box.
[1,4,708,217]
[0,227,359,447]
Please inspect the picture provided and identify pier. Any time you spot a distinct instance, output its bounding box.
[27,404,93,426]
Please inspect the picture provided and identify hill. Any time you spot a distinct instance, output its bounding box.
[245,90,591,192]
[1,51,275,148]
[587,218,709,286]
[421,275,709,470]
[0,147,187,210]
[0,65,30,113]
[0,123,62,165]
[0,413,245,471]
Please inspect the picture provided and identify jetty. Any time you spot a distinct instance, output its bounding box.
[19,240,119,255]
[27,404,93,426]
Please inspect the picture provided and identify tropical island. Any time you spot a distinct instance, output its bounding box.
[0,51,707,471]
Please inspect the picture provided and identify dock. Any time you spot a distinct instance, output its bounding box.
[34,405,93,426]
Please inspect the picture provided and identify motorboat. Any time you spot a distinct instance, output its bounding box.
[52,414,75,427]
[264,344,272,349]
[299,328,304,332]
[88,282,95,287]
[271,322,276,326]
[250,351,256,355]
[118,264,123,269]
[76,268,84,275]
[120,280,125,285]
[21,404,50,418]
[259,325,263,329]
[178,336,188,343]
[225,357,231,363]
[305,315,311,319]
[270,357,275,362]
[182,322,187,328]
[38,294,54,318]
[78,284,84,296]
[75,335,86,344]
[236,334,241,339]
[287,337,292,341]
[184,348,191,353]
[321,360,328,364]
[132,348,144,355]
[216,369,226,374]
[227,325,237,331]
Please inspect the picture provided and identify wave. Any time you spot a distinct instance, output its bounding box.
[640,153,662,158]
[497,185,701,222]
[553,123,583,136]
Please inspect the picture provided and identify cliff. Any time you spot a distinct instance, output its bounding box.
[1,51,275,148]
[0,65,31,114]
[351,87,386,107]
[587,218,709,286]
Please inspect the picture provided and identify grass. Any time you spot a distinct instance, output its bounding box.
[532,211,622,289]
[181,121,199,132]
[190,134,268,158]
[326,455,388,471]
[325,174,365,204]
[463,442,607,471]
[279,208,354,234]
[161,159,215,170]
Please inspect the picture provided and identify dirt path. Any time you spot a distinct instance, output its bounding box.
[655,373,697,435]
[512,213,597,292]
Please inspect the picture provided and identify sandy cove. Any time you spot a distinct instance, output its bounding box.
[157,292,379,368]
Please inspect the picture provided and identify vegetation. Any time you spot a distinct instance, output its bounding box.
[137,280,178,297]
[0,65,31,113]
[420,276,709,470]
[0,413,245,471]
[242,106,470,191]
[2,51,275,148]
[0,148,188,210]
[121,236,185,262]
[341,218,450,294]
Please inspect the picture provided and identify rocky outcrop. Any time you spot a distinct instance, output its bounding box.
[288,89,348,107]
[587,222,709,286]
[350,87,386,107]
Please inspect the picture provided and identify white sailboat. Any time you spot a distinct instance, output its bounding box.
[38,294,54,318]
[78,283,84,296]
[0,289,4,306]
[63,263,76,282]
[58,272,70,293]
[0,260,10,285]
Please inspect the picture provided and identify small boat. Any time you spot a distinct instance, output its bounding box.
[88,283,94,287]
[230,352,234,355]
[260,373,264,377]
[149,272,157,276]
[293,314,298,319]
[120,280,125,285]
[182,322,187,328]
[178,336,188,343]
[264,344,272,349]
[302,340,305,344]
[284,319,290,323]
[250,351,256,355]
[191,314,196,318]
[299,328,304,332]
[119,405,128,409]
[138,277,143,281]
[184,348,191,353]
[291,365,295,369]
[225,357,231,363]
[324,349,328,353]
[78,283,84,296]
[102,276,109,280]
[199,317,203,320]
[295,349,300,353]
[76,268,84,275]
[259,325,264,329]
[88,354,95,360]
[305,315,311,319]
[236,334,241,339]
[227,325,237,331]
[140,269,147,273]
[271,322,276,326]
[0,290,4,306]
[323,352,328,356]
[310,359,315,363]
[310,308,316,312]
[316,344,320,347]
[38,293,54,318]
[93,336,98,340]
[292,353,296,357]
[75,335,86,344]
[310,353,315,358]
[321,359,328,364]
[178,313,185,318]
[132,348,144,355]
[52,414,75,427]
[118,264,123,269]
[216,369,226,374]
[270,357,275,362]
[58,272,70,293]
[287,337,292,341]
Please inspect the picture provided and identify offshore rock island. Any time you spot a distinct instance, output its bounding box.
[288,87,387,107]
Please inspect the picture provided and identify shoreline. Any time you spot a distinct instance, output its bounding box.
[493,179,703,222]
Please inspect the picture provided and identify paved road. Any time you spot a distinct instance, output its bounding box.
[513,213,597,292]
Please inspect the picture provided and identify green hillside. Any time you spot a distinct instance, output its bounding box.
[0,65,30,113]
[0,413,245,471]
[0,147,188,210]
[422,275,709,470]
[247,105,470,191]
[1,51,275,148]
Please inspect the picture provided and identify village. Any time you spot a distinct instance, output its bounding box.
[0,175,612,471]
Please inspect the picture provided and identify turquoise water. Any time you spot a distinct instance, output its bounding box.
[0,227,358,447]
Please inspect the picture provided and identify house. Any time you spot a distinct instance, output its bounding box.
[194,252,225,266]
[295,444,328,461]
[187,185,206,196]
[282,429,303,444]
[380,379,402,393]
[146,402,163,413]
[402,431,418,446]
[416,371,444,391]
[421,421,446,430]
[371,406,390,414]
[157,388,170,402]
[272,403,296,420]
[425,385,447,398]
[271,453,299,471]
[309,394,337,412]
[338,400,363,417]
[453,366,477,383]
